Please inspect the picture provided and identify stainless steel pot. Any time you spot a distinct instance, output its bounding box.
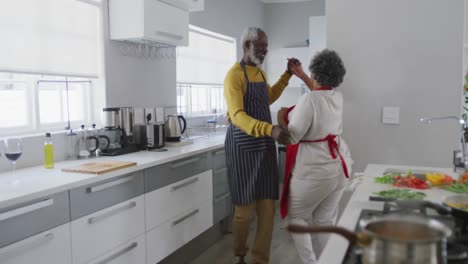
[289,214,452,264]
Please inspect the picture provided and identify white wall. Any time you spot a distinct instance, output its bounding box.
[327,0,465,172]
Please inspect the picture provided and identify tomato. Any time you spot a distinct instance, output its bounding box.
[392,176,429,189]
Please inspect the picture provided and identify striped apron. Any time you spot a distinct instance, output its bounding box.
[225,61,279,205]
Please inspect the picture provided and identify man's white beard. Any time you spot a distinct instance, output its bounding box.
[248,45,263,66]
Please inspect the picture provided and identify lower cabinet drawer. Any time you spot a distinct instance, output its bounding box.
[0,191,70,248]
[87,234,146,264]
[145,170,212,231]
[0,224,72,264]
[213,193,232,224]
[71,196,145,264]
[146,200,213,264]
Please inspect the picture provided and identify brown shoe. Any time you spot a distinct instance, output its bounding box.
[233,256,247,264]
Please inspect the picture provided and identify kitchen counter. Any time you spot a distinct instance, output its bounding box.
[0,135,225,211]
[318,163,458,264]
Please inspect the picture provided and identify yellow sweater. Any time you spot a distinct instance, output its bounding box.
[224,63,292,137]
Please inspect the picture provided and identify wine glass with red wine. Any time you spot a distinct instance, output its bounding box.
[4,137,22,175]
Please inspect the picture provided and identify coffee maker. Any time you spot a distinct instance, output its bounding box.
[101,107,139,156]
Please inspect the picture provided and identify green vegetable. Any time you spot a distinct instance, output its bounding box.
[373,189,426,200]
[374,174,395,184]
[444,183,468,193]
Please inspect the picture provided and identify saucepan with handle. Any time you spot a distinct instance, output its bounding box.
[442,194,468,228]
[288,213,452,264]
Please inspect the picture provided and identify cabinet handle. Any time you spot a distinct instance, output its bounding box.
[214,150,225,156]
[92,242,138,264]
[88,201,137,224]
[214,193,231,203]
[155,30,184,41]
[171,177,199,192]
[87,176,135,193]
[0,233,54,260]
[214,167,227,175]
[0,199,54,222]
[170,157,200,169]
[172,209,199,226]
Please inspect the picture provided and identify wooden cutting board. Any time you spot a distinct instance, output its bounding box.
[62,161,137,174]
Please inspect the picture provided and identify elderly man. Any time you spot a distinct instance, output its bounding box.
[224,27,296,264]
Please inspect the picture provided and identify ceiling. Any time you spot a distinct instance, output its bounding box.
[260,0,312,3]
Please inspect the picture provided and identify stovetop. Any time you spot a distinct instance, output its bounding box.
[341,209,468,264]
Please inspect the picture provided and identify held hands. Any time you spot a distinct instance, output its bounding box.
[271,125,290,145]
[286,58,301,74]
[290,63,306,79]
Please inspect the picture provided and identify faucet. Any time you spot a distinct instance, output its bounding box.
[419,116,468,172]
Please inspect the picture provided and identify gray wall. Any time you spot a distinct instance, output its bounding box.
[189,0,265,60]
[264,1,325,49]
[327,0,465,172]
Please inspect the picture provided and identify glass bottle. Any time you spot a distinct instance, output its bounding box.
[44,133,54,169]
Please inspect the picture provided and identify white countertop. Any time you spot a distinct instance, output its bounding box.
[0,135,225,211]
[318,163,458,264]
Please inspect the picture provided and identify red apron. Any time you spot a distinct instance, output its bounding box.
[279,87,349,219]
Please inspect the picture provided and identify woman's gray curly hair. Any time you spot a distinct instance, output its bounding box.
[309,49,346,88]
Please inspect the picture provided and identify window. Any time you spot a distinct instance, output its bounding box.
[177,83,225,117]
[0,0,102,136]
[176,26,236,117]
[0,73,93,135]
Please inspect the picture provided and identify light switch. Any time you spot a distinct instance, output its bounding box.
[382,107,400,124]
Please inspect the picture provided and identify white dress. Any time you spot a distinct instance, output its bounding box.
[287,89,352,264]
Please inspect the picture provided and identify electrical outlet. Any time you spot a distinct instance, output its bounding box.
[155,107,165,124]
[145,108,155,123]
[382,107,400,124]
[134,108,145,125]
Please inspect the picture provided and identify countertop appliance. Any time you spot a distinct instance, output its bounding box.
[134,123,165,149]
[101,107,139,156]
[165,115,186,142]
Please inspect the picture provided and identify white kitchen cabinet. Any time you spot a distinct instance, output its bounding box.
[109,0,189,46]
[145,170,213,231]
[87,234,146,264]
[187,0,204,11]
[71,196,145,264]
[146,200,213,264]
[0,224,72,264]
[309,16,326,58]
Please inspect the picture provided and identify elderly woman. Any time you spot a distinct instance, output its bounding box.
[278,49,352,264]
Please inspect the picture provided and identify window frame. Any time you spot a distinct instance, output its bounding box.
[176,25,236,118]
[0,74,95,137]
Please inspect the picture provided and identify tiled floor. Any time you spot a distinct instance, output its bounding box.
[189,207,301,264]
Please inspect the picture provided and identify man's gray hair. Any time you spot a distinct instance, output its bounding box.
[240,27,264,48]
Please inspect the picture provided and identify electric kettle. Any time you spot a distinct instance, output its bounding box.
[165,115,186,142]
